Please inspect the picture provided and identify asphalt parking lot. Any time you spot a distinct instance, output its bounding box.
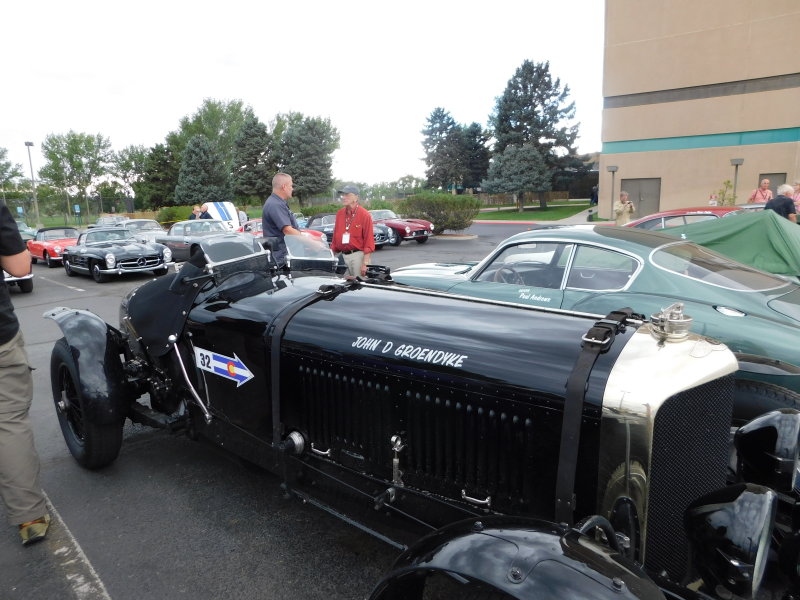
[1,222,537,600]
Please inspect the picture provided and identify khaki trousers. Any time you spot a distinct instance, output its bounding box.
[341,251,365,278]
[0,330,47,524]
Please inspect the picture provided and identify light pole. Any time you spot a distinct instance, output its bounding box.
[24,141,43,228]
[730,158,744,203]
[607,165,618,208]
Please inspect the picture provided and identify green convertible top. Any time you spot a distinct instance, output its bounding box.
[663,209,800,276]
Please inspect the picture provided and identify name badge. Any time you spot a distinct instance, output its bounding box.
[341,232,350,244]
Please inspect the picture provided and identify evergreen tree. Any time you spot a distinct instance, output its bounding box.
[489,60,584,194]
[279,116,340,207]
[421,108,466,190]
[482,144,550,211]
[462,122,490,190]
[232,114,272,201]
[174,135,233,206]
[139,144,179,208]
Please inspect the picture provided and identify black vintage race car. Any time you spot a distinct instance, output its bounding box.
[62,227,173,283]
[44,234,800,599]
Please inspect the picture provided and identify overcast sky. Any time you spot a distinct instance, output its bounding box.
[3,0,604,185]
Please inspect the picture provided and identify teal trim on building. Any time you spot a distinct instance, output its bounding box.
[603,127,800,154]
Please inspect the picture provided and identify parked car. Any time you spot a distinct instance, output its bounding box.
[27,227,79,268]
[43,232,796,598]
[156,219,231,262]
[62,227,173,283]
[15,219,37,241]
[655,210,800,280]
[89,215,129,228]
[369,209,434,245]
[237,218,327,243]
[392,224,800,423]
[625,205,747,229]
[121,218,166,243]
[3,268,33,293]
[305,213,394,249]
[293,212,308,228]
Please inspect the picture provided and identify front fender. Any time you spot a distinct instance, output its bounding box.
[44,306,129,425]
[370,517,664,600]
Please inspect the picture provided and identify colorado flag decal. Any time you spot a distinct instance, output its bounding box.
[194,346,254,387]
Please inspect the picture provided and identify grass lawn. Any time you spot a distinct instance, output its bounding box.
[477,202,593,221]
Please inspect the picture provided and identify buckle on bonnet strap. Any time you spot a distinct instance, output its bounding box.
[554,307,641,526]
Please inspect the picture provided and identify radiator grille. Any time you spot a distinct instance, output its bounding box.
[644,375,734,580]
[292,363,562,515]
[117,255,162,269]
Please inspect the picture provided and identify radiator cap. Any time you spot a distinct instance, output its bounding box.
[650,302,692,342]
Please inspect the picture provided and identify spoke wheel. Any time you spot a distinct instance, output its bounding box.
[50,338,123,469]
[44,251,56,268]
[389,231,402,246]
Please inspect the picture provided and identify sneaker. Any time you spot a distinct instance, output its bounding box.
[18,515,50,546]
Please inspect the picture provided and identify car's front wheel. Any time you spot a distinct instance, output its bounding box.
[389,231,402,247]
[64,259,75,277]
[733,379,800,426]
[44,251,57,268]
[415,236,429,244]
[153,266,169,276]
[31,256,38,264]
[17,279,33,293]
[91,261,110,283]
[50,338,123,469]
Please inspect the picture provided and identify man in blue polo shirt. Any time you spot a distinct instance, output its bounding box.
[262,172,302,266]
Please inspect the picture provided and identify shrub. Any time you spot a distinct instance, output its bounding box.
[398,192,482,232]
[156,205,193,226]
[301,203,341,217]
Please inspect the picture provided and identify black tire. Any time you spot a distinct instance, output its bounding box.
[31,256,38,264]
[44,251,56,268]
[64,258,75,277]
[153,266,169,276]
[389,231,402,247]
[375,243,384,251]
[17,279,33,293]
[415,236,429,244]
[50,338,123,469]
[91,261,109,283]
[733,379,800,426]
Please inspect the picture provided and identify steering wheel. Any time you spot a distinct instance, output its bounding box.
[494,264,524,284]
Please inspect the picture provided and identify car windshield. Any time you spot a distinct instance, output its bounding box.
[651,242,788,291]
[286,234,333,258]
[42,228,77,240]
[85,230,135,243]
[320,215,336,226]
[177,221,227,235]
[371,210,398,220]
[127,221,163,232]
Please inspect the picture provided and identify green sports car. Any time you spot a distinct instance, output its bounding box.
[393,224,800,422]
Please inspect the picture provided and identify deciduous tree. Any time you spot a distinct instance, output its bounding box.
[139,144,179,209]
[0,147,24,197]
[113,145,148,212]
[39,131,114,210]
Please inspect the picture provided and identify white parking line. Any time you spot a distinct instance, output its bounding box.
[37,277,86,292]
[44,491,112,600]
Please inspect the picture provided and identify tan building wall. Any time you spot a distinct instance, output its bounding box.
[599,0,800,218]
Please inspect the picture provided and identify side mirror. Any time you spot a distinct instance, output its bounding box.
[685,483,776,599]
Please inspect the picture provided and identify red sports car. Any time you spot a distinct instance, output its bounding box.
[27,226,79,268]
[238,218,327,243]
[369,209,434,245]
